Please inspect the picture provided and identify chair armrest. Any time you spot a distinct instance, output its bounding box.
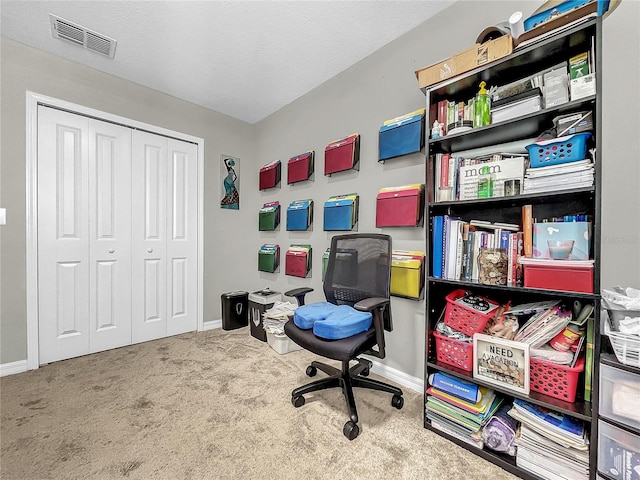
[284,287,314,306]
[354,297,389,312]
[355,297,390,359]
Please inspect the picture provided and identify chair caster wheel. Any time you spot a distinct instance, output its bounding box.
[343,420,359,440]
[306,366,317,377]
[292,395,305,408]
[361,368,370,376]
[391,394,404,409]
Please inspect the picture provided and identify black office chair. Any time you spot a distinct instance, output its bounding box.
[284,233,403,440]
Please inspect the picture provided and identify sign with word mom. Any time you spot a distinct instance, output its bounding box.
[473,333,530,395]
[458,156,526,200]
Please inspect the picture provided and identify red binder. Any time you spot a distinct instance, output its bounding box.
[287,151,314,184]
[259,160,281,190]
[324,133,360,175]
[376,184,425,227]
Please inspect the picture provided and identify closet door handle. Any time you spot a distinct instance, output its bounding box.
[147,248,153,253]
[108,249,115,254]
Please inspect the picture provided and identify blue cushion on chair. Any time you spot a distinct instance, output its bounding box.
[312,305,372,340]
[293,302,338,329]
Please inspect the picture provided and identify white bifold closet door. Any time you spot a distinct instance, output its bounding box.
[38,107,132,364]
[37,107,198,365]
[131,131,198,343]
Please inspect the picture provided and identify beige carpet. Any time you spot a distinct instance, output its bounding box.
[1,328,517,479]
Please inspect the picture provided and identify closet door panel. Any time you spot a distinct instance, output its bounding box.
[37,107,90,364]
[132,131,168,343]
[167,139,198,336]
[88,119,133,353]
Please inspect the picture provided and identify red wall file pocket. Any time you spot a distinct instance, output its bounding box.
[376,184,425,227]
[259,160,281,190]
[324,134,360,175]
[285,245,312,278]
[287,151,314,184]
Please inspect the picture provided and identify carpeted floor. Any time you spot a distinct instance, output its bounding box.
[1,328,517,479]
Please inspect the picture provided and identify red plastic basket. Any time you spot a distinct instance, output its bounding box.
[443,289,500,337]
[529,355,585,402]
[434,331,473,372]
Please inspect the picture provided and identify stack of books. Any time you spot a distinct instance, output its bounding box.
[523,159,594,193]
[508,399,589,480]
[425,372,503,449]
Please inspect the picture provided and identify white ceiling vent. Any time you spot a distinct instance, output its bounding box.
[49,14,117,58]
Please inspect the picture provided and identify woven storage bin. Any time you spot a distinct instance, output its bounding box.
[529,355,584,402]
[434,331,473,372]
[443,289,498,337]
[526,133,591,168]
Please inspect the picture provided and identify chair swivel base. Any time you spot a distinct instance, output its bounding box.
[291,358,404,440]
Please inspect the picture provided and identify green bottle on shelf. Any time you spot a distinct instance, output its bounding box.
[474,81,491,128]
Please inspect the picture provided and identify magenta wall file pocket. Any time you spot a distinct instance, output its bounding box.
[324,134,360,175]
[375,184,424,227]
[287,151,314,184]
[259,160,281,190]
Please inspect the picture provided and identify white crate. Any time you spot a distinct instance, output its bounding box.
[266,332,302,355]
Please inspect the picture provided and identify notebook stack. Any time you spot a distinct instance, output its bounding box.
[523,159,594,194]
[425,372,502,449]
[508,399,589,480]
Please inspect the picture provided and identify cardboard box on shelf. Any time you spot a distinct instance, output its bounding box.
[416,35,513,89]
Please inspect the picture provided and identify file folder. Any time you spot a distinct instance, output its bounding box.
[285,244,312,278]
[258,201,280,231]
[259,160,281,190]
[376,184,425,227]
[286,199,313,231]
[287,151,314,184]
[324,133,360,175]
[258,244,280,273]
[378,109,425,161]
[323,194,359,231]
[390,250,425,299]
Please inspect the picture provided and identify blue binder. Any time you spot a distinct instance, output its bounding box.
[286,199,313,231]
[378,109,425,161]
[323,194,358,231]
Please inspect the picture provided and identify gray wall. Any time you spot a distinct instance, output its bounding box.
[2,0,639,379]
[0,37,256,363]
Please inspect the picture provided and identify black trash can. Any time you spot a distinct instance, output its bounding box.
[221,291,249,330]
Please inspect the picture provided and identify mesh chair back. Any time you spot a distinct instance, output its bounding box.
[323,234,393,331]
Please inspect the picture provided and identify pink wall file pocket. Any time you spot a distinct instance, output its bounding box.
[287,151,314,184]
[324,133,360,175]
[259,160,281,190]
[375,184,425,227]
[285,245,312,278]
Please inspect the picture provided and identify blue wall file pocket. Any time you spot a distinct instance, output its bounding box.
[324,134,360,175]
[378,109,425,161]
[259,160,281,190]
[323,194,358,231]
[258,201,280,231]
[288,151,314,184]
[258,244,280,273]
[286,199,313,231]
[285,244,312,278]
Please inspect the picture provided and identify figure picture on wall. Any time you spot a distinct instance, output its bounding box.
[220,154,240,210]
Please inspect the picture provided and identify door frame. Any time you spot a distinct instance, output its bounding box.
[26,91,205,370]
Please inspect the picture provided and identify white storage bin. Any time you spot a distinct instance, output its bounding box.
[597,420,640,480]
[599,363,640,431]
[266,332,302,355]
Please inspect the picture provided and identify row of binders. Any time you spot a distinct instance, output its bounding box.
[258,184,425,232]
[258,108,426,190]
[258,244,312,278]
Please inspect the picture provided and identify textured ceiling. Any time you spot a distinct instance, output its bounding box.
[0,0,455,123]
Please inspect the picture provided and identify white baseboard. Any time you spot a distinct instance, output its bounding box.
[0,360,28,377]
[370,359,424,393]
[203,319,222,331]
